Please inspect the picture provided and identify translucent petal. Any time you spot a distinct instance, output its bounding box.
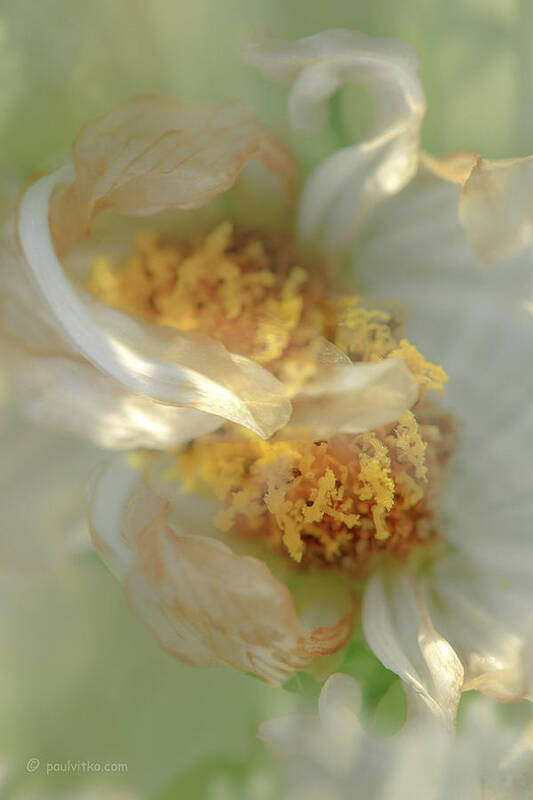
[289,356,418,437]
[259,673,533,800]
[245,29,425,251]
[16,160,292,440]
[362,571,463,728]
[5,351,223,450]
[50,96,296,255]
[421,151,533,265]
[90,456,355,685]
[459,156,533,264]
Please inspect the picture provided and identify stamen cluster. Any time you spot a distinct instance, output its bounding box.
[89,223,456,574]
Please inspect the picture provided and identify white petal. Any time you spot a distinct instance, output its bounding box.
[362,570,463,728]
[354,164,533,365]
[355,165,533,706]
[5,352,223,450]
[289,357,418,436]
[318,673,362,719]
[0,221,68,353]
[89,456,139,581]
[0,389,101,584]
[426,558,533,702]
[16,167,291,439]
[245,29,425,250]
[262,672,533,800]
[378,726,451,800]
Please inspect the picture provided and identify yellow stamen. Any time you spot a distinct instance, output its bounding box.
[87,222,333,394]
[177,405,456,575]
[88,222,455,574]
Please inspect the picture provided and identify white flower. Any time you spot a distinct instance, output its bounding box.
[259,672,533,800]
[1,94,415,449]
[4,29,533,717]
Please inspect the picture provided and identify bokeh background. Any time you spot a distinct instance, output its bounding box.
[0,1,531,797]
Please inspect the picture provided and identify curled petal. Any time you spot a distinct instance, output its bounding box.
[90,457,355,685]
[51,96,297,255]
[259,674,364,779]
[245,29,425,250]
[422,151,533,265]
[290,356,419,437]
[0,225,68,354]
[362,571,463,728]
[318,671,362,719]
[16,167,291,439]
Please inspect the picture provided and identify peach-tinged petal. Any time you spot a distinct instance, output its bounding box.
[422,151,533,264]
[290,357,418,437]
[16,167,291,439]
[421,151,479,185]
[50,96,297,255]
[245,29,425,250]
[459,156,533,264]
[5,94,297,446]
[90,457,355,685]
[462,668,527,701]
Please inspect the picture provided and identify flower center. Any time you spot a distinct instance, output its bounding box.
[88,221,332,394]
[89,222,457,575]
[177,406,457,575]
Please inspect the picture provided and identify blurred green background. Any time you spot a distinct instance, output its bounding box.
[0,0,531,797]
[0,0,529,182]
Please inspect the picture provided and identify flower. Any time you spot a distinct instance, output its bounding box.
[259,672,533,800]
[2,95,417,448]
[4,29,533,718]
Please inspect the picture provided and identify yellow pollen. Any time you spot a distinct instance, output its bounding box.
[87,222,333,393]
[334,301,448,396]
[388,340,448,397]
[178,405,456,575]
[88,222,455,574]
